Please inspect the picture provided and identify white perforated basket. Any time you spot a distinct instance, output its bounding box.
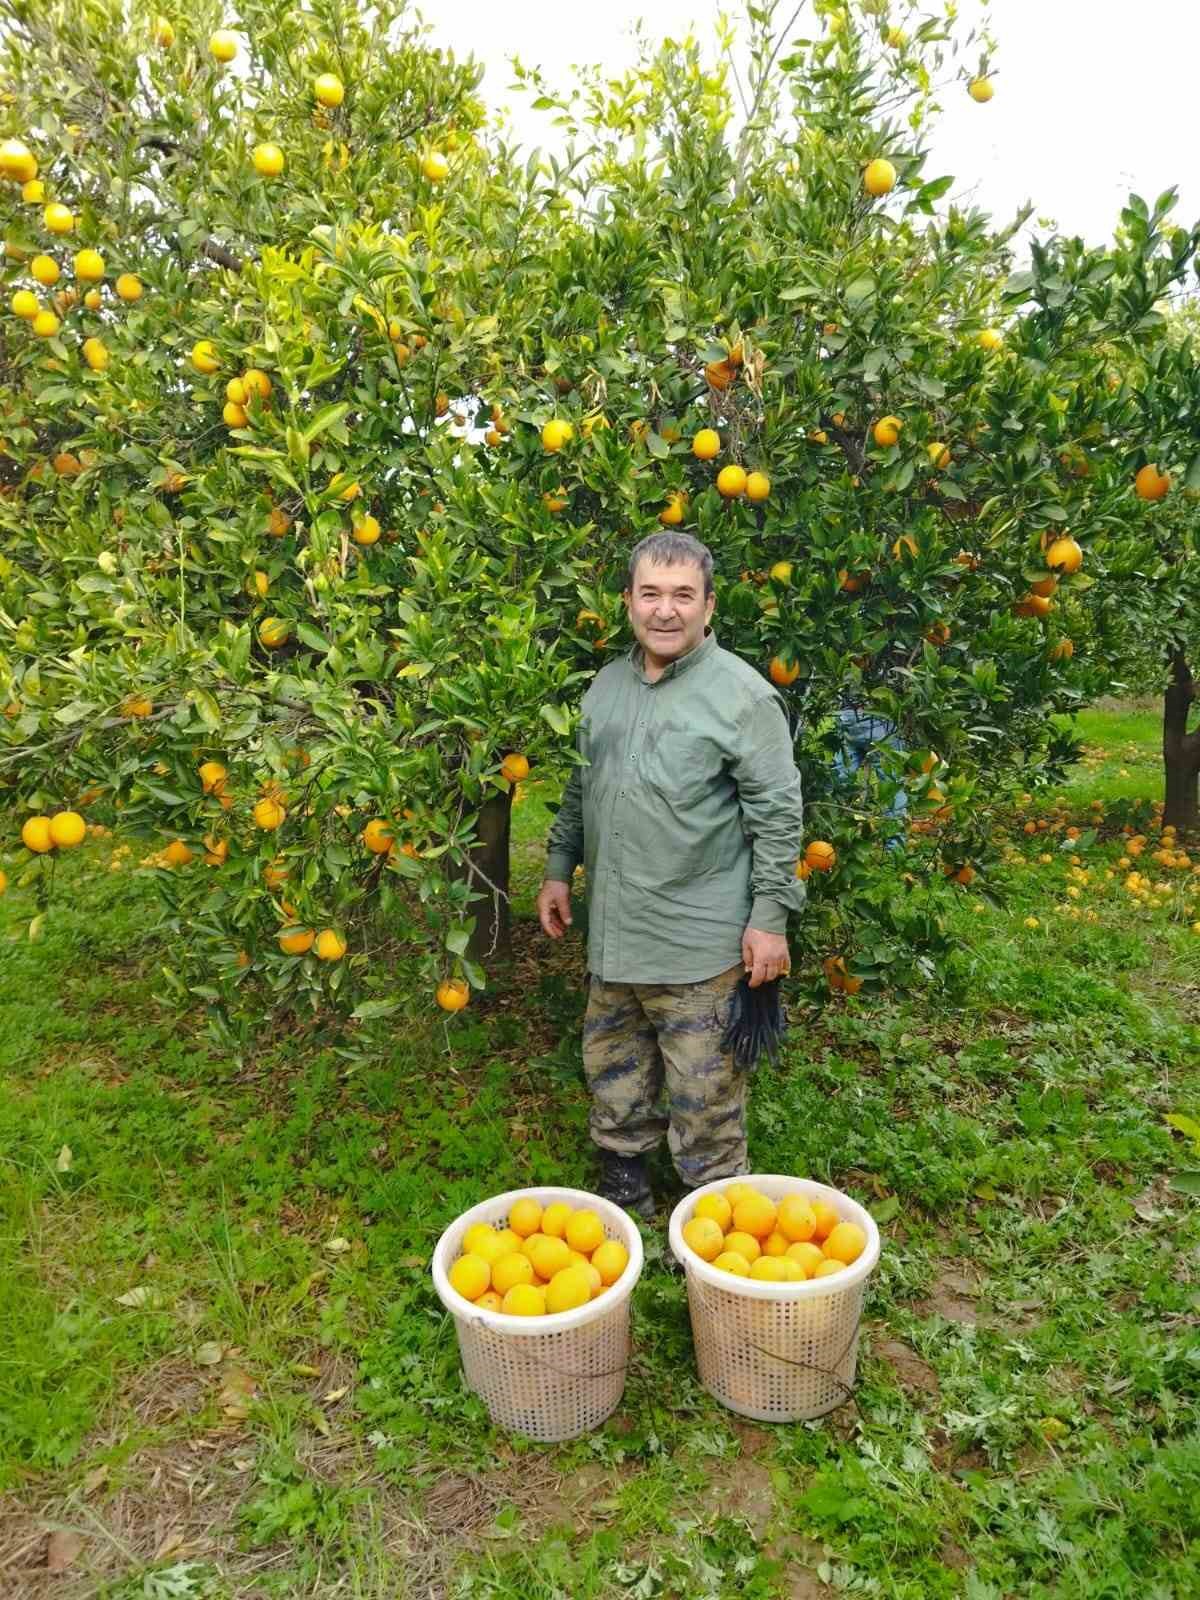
[669,1174,881,1422]
[432,1186,644,1442]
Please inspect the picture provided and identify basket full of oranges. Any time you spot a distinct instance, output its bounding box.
[432,1186,644,1442]
[669,1175,880,1421]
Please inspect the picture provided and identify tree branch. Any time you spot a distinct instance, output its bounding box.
[198,238,246,272]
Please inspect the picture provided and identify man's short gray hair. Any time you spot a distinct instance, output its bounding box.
[625,532,714,598]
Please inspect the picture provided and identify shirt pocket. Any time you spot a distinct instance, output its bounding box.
[642,730,726,808]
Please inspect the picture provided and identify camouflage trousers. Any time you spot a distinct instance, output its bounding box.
[581,962,748,1188]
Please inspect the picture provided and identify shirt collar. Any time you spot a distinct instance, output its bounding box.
[628,625,717,684]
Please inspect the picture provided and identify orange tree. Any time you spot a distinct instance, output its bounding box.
[3,0,1200,1043]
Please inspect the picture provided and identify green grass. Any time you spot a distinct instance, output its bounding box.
[1,707,1199,1598]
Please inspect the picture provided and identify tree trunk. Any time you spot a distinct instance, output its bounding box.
[1162,648,1200,835]
[453,786,514,961]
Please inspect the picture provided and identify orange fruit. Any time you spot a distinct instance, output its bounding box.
[682,1216,725,1261]
[492,1253,534,1295]
[769,655,800,687]
[812,1258,845,1278]
[1046,536,1083,573]
[314,929,346,961]
[724,1182,758,1208]
[713,1251,752,1276]
[762,1230,791,1257]
[163,839,194,867]
[501,1283,545,1316]
[253,797,286,830]
[508,1197,543,1238]
[545,1265,592,1313]
[749,1256,788,1281]
[823,1221,867,1264]
[462,1224,506,1264]
[692,428,720,459]
[252,143,285,178]
[1134,463,1170,501]
[863,158,896,196]
[872,414,902,447]
[804,840,836,872]
[733,1192,778,1239]
[500,753,530,784]
[659,490,687,526]
[777,1193,817,1242]
[475,1291,503,1313]
[541,419,573,452]
[361,817,394,854]
[785,1242,825,1276]
[21,815,54,853]
[448,1254,491,1301]
[810,1199,840,1241]
[436,979,469,1012]
[277,925,315,955]
[198,760,227,795]
[540,1202,573,1238]
[716,464,748,498]
[745,471,770,502]
[693,1192,732,1231]
[48,811,86,847]
[529,1235,572,1281]
[590,1239,629,1286]
[564,1209,605,1255]
[723,1230,762,1263]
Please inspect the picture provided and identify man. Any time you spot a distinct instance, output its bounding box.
[536,530,806,1219]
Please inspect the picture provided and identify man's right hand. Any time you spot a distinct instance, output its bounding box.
[537,878,573,939]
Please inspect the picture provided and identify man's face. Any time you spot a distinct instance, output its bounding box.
[623,558,715,665]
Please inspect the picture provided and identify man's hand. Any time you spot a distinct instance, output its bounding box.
[742,926,790,988]
[537,878,573,939]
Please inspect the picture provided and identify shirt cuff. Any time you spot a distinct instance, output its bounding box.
[544,851,580,883]
[749,895,792,935]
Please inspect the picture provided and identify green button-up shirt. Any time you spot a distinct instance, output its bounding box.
[543,626,807,983]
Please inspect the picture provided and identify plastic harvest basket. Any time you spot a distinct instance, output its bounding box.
[668,1174,881,1422]
[432,1185,644,1442]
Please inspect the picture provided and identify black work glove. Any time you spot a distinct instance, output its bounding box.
[719,977,789,1073]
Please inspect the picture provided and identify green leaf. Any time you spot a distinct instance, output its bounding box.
[916,175,954,203]
[350,998,404,1021]
[845,275,875,305]
[1166,1112,1200,1143]
[1169,1171,1200,1195]
[190,689,222,730]
[871,1195,900,1224]
[296,623,332,652]
[445,927,471,955]
[779,284,819,301]
[541,702,572,737]
[302,402,351,448]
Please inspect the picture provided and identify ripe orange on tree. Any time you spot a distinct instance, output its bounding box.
[768,655,800,687]
[804,840,837,872]
[1134,463,1170,501]
[436,978,470,1012]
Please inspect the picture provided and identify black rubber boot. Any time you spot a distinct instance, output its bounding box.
[597,1151,656,1220]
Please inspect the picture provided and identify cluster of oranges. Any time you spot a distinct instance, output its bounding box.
[19,811,86,852]
[447,1197,631,1317]
[680,1183,867,1281]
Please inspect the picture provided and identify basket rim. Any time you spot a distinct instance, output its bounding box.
[431,1184,644,1336]
[668,1172,880,1298]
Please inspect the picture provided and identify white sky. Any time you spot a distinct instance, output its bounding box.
[426,0,1200,251]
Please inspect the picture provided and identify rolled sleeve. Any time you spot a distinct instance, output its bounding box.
[730,695,807,932]
[544,763,585,883]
